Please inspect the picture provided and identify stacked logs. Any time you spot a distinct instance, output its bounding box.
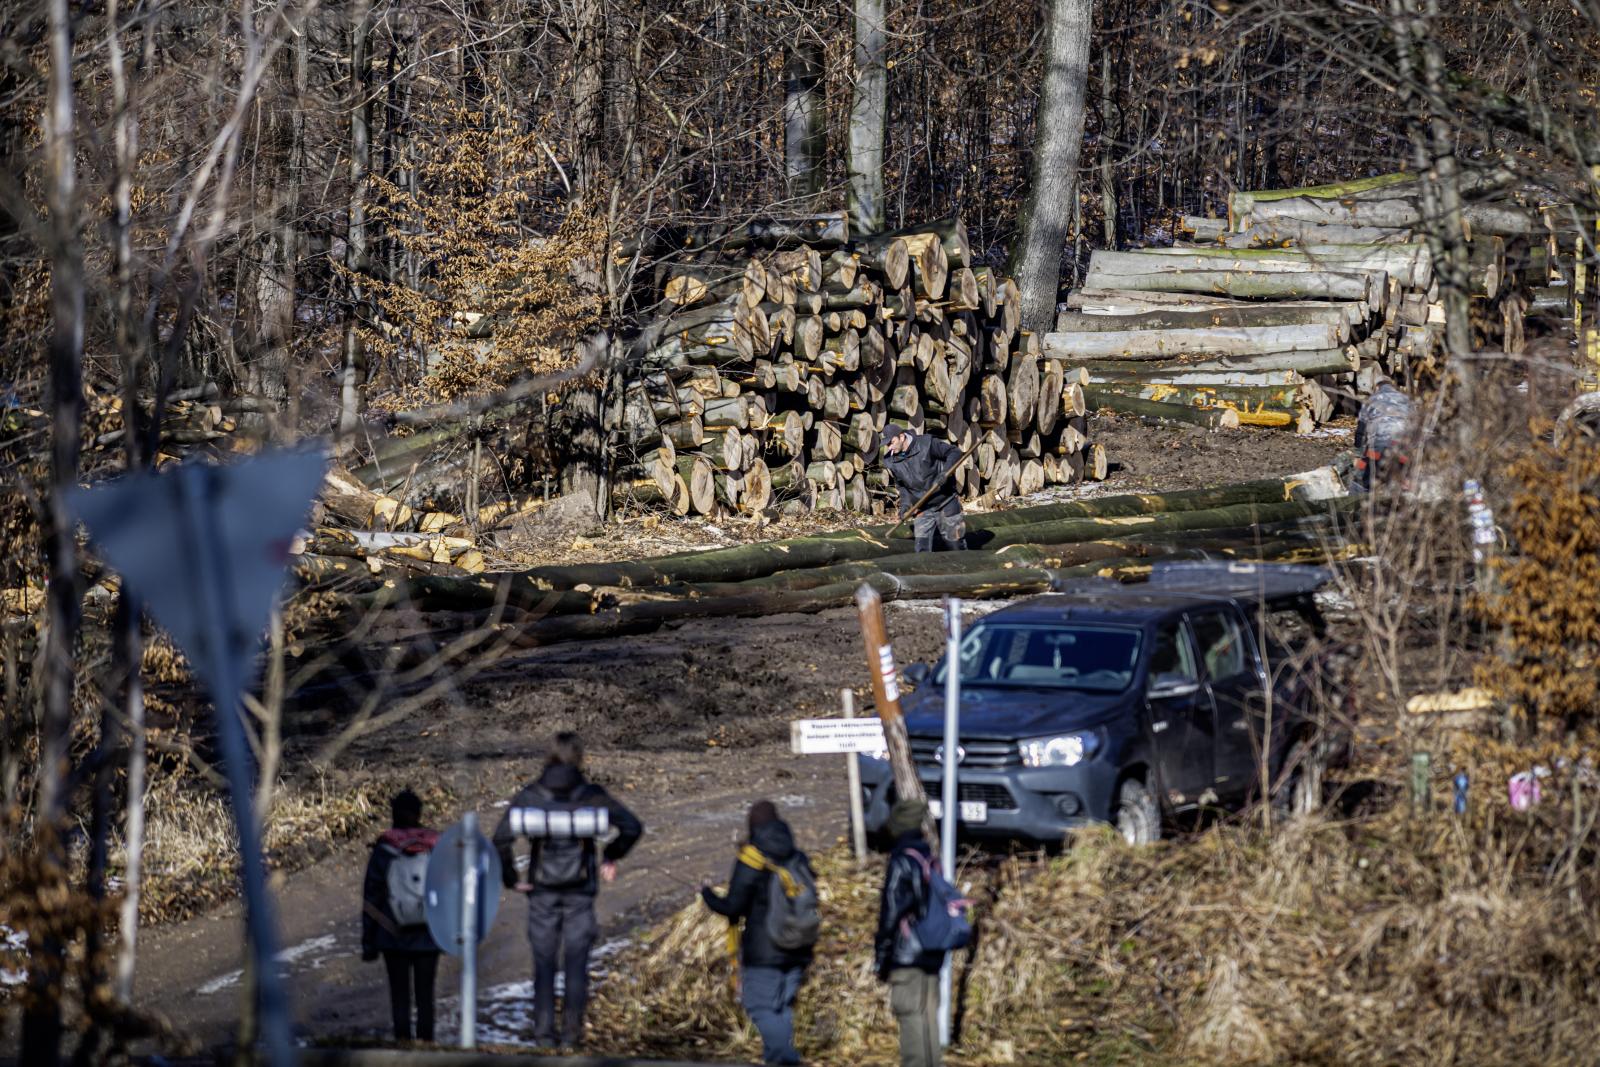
[1044,243,1444,432]
[618,213,1106,517]
[1039,170,1555,431]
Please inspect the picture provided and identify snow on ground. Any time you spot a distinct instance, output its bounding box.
[440,936,631,1047]
[197,933,341,995]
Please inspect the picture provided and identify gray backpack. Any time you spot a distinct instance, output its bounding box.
[762,852,821,951]
[385,847,430,928]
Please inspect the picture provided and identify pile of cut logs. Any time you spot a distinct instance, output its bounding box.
[618,213,1106,517]
[1044,171,1552,432]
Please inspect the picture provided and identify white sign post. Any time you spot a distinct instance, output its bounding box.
[791,700,885,863]
[938,597,961,1047]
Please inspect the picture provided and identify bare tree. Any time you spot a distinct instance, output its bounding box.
[785,26,826,206]
[23,0,83,1060]
[847,0,888,234]
[1010,0,1094,332]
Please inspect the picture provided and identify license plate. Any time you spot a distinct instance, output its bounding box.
[929,799,988,823]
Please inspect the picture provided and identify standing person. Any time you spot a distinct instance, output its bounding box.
[700,800,819,1066]
[361,789,441,1044]
[880,425,968,553]
[874,798,947,1067]
[492,732,643,1049]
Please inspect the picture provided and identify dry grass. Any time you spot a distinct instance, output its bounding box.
[590,763,1600,1066]
[124,770,449,925]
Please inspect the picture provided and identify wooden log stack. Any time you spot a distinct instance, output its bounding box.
[1041,170,1566,431]
[617,213,1107,518]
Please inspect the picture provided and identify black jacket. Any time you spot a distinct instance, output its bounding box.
[701,819,815,970]
[884,434,962,517]
[874,832,945,979]
[492,763,644,897]
[361,827,441,956]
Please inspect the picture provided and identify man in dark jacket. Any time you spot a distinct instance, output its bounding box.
[492,733,643,1048]
[701,801,813,1065]
[361,789,441,1043]
[1352,377,1413,493]
[874,797,946,1067]
[881,425,967,553]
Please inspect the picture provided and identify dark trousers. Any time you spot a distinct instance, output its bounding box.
[912,501,966,553]
[382,949,439,1042]
[527,891,599,1046]
[741,964,806,1064]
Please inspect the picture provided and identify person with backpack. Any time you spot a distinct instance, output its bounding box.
[700,800,819,1066]
[492,733,643,1049]
[361,789,441,1043]
[874,797,970,1067]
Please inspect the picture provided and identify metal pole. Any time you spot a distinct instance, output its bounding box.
[842,689,869,866]
[938,596,960,1047]
[459,811,479,1049]
[184,469,294,1067]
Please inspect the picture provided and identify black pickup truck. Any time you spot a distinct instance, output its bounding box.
[858,562,1349,845]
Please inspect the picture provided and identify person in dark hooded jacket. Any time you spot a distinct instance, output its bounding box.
[361,789,441,1043]
[880,424,967,553]
[492,733,643,1049]
[701,801,814,1065]
[874,797,946,1067]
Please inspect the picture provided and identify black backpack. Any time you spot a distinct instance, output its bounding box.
[530,784,594,890]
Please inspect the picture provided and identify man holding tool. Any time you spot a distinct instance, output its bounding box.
[880,424,970,552]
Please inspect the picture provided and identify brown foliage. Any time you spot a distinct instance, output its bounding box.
[1476,423,1600,733]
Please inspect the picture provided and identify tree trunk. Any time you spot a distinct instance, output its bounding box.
[1008,0,1094,332]
[847,0,887,234]
[785,30,826,206]
[572,0,605,196]
[25,0,82,1059]
[1083,387,1242,429]
[338,0,373,439]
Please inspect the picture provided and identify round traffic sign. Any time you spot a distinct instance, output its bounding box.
[424,820,502,957]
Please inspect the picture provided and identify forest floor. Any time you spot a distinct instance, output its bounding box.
[6,414,1354,1057]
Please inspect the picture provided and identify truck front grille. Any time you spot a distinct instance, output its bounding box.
[910,737,1018,769]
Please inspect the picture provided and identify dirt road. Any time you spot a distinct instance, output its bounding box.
[131,604,961,1052]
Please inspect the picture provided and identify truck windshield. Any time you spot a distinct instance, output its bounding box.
[935,623,1141,692]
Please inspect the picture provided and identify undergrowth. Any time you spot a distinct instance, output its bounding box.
[589,777,1600,1066]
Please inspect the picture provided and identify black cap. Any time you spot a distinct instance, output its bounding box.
[881,424,908,448]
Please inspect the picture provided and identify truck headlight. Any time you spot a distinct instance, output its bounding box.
[1020,732,1098,768]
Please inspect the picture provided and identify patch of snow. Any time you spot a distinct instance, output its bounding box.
[1,924,28,986]
[441,937,630,1047]
[197,933,342,996]
[775,794,813,809]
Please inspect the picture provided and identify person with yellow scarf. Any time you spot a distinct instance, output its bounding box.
[701,801,815,1065]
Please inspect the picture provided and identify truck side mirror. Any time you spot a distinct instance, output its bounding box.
[902,662,931,689]
[1148,674,1201,700]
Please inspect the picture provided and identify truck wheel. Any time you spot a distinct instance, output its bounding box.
[1114,777,1160,846]
[1273,738,1325,821]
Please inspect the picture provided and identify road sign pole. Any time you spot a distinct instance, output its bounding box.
[841,689,868,866]
[182,468,293,1067]
[459,811,479,1048]
[939,597,960,1048]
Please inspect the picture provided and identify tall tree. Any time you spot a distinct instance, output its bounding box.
[847,0,888,234]
[339,0,373,438]
[785,30,826,206]
[1010,0,1095,332]
[573,0,606,196]
[23,0,83,1060]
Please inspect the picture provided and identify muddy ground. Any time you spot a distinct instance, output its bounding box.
[14,415,1352,1056]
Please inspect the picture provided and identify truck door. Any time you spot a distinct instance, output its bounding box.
[1190,605,1264,801]
[1144,618,1216,807]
